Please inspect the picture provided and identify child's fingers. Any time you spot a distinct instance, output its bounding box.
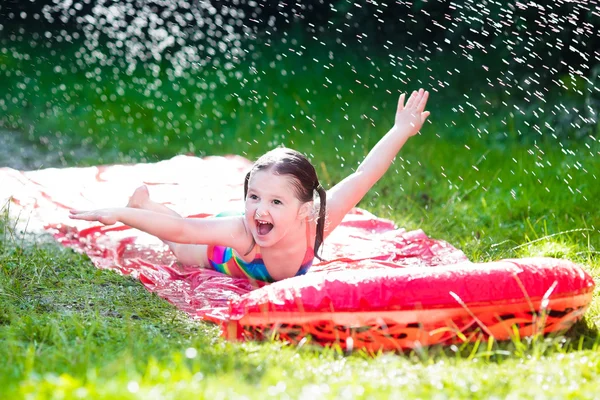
[404,90,418,109]
[397,93,406,111]
[409,88,424,108]
[69,211,95,220]
[417,90,429,110]
[69,209,88,217]
[421,111,431,123]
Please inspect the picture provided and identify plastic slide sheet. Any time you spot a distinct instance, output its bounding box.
[0,155,468,326]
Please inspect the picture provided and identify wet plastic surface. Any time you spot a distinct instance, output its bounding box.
[1,155,594,348]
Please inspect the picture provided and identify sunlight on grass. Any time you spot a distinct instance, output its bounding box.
[516,239,579,259]
[13,342,600,399]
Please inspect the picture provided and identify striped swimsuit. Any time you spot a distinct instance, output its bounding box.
[206,219,314,283]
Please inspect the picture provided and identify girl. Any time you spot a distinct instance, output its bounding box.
[70,89,430,282]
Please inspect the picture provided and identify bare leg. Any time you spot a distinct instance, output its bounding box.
[127,185,182,218]
[128,185,209,266]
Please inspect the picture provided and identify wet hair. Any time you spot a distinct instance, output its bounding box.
[244,147,327,260]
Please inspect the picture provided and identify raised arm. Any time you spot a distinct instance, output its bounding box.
[324,89,430,236]
[69,207,248,248]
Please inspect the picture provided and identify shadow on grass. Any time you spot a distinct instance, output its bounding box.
[562,316,600,350]
[395,319,600,364]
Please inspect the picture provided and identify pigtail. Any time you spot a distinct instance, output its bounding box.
[314,183,327,260]
[242,171,256,256]
[243,171,251,199]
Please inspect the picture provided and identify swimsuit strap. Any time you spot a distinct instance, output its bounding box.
[297,218,315,274]
[243,236,255,256]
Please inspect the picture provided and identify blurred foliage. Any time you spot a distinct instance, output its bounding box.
[0,0,598,141]
[2,1,598,72]
[2,0,598,71]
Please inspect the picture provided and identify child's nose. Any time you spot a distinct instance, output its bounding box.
[256,205,270,218]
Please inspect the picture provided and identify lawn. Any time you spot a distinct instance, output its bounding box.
[1,33,599,398]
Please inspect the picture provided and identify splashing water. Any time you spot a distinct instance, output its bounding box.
[0,0,598,213]
[42,0,252,75]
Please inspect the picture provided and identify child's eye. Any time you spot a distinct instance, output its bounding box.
[249,194,258,200]
[273,199,283,205]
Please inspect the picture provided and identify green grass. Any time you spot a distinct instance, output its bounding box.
[1,221,600,399]
[1,34,600,398]
[1,215,600,399]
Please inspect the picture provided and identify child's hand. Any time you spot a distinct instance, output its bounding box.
[69,208,120,225]
[393,88,430,137]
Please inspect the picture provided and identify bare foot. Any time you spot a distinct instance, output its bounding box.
[127,185,150,208]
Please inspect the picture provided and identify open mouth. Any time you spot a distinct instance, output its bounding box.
[256,220,274,236]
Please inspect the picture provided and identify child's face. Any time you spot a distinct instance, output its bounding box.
[245,169,308,247]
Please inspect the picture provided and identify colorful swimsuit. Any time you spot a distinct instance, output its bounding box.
[206,217,314,283]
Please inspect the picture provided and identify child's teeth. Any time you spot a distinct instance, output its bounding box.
[257,220,274,235]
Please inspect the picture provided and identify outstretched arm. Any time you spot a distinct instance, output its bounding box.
[69,207,247,248]
[324,89,430,236]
